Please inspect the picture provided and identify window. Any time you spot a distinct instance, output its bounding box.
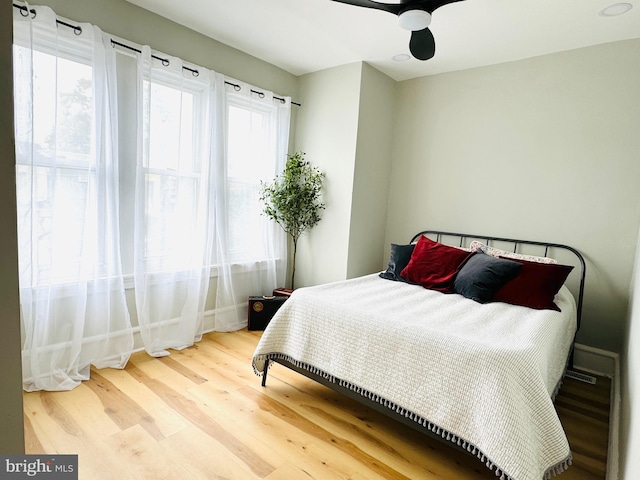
[13,44,99,285]
[141,76,207,272]
[14,33,289,284]
[13,6,291,388]
[225,94,280,263]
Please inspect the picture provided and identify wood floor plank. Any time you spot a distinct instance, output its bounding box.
[23,409,46,454]
[169,343,254,393]
[23,394,74,453]
[38,391,85,437]
[157,355,209,385]
[103,425,187,480]
[23,329,611,480]
[92,367,190,439]
[47,384,125,439]
[85,371,165,441]
[160,425,267,480]
[248,370,495,480]
[192,337,259,382]
[240,383,483,480]
[125,362,277,478]
[187,374,382,480]
[23,390,141,479]
[263,461,321,480]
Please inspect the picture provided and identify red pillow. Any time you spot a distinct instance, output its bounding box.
[400,236,472,293]
[492,257,574,311]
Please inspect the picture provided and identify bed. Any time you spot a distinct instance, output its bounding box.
[251,230,586,480]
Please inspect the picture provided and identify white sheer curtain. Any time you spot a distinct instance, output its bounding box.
[13,3,292,383]
[133,47,224,355]
[213,82,290,331]
[13,6,133,391]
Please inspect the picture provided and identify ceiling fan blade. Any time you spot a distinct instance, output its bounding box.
[418,0,465,13]
[365,0,464,13]
[409,28,435,60]
[331,0,464,61]
[329,0,402,14]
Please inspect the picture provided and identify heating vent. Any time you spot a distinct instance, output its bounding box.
[565,370,597,384]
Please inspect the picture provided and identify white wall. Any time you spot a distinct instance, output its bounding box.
[386,39,640,353]
[0,1,25,453]
[620,225,640,478]
[294,63,362,287]
[347,63,397,279]
[294,62,396,287]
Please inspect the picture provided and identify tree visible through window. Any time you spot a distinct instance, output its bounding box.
[14,44,287,283]
[14,46,96,285]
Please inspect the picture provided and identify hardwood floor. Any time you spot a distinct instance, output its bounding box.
[23,330,611,479]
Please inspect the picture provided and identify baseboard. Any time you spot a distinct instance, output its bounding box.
[607,354,620,480]
[572,343,619,480]
[573,343,617,377]
[130,306,240,352]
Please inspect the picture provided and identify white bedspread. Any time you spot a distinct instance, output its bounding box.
[252,274,577,480]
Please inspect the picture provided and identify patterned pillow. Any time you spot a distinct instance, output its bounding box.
[469,241,558,264]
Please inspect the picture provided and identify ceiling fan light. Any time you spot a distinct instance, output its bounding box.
[599,2,633,16]
[392,53,411,62]
[398,10,432,31]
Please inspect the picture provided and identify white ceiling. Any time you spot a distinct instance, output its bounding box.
[125,0,640,81]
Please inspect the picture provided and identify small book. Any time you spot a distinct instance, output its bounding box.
[272,288,293,297]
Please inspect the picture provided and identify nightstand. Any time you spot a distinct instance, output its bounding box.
[248,295,288,330]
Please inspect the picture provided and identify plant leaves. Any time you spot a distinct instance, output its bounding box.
[259,151,325,242]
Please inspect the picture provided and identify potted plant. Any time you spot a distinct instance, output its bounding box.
[260,152,325,289]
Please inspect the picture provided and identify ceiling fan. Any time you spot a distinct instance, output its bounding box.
[329,0,464,60]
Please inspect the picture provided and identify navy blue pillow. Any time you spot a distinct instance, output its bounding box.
[379,243,415,282]
[453,251,522,303]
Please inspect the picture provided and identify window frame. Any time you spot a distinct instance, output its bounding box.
[223,91,285,265]
[14,33,290,287]
[13,38,106,286]
[138,67,211,271]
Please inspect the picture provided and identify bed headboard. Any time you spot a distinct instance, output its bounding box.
[410,230,586,331]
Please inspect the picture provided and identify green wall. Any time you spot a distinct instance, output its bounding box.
[37,0,299,99]
[294,62,362,286]
[621,228,640,478]
[386,39,640,354]
[0,1,25,454]
[347,63,396,279]
[293,62,397,287]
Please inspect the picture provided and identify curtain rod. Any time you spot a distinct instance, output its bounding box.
[13,3,82,35]
[12,3,301,107]
[111,40,301,107]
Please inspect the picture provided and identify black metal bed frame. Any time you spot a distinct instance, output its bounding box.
[409,230,586,331]
[258,229,586,470]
